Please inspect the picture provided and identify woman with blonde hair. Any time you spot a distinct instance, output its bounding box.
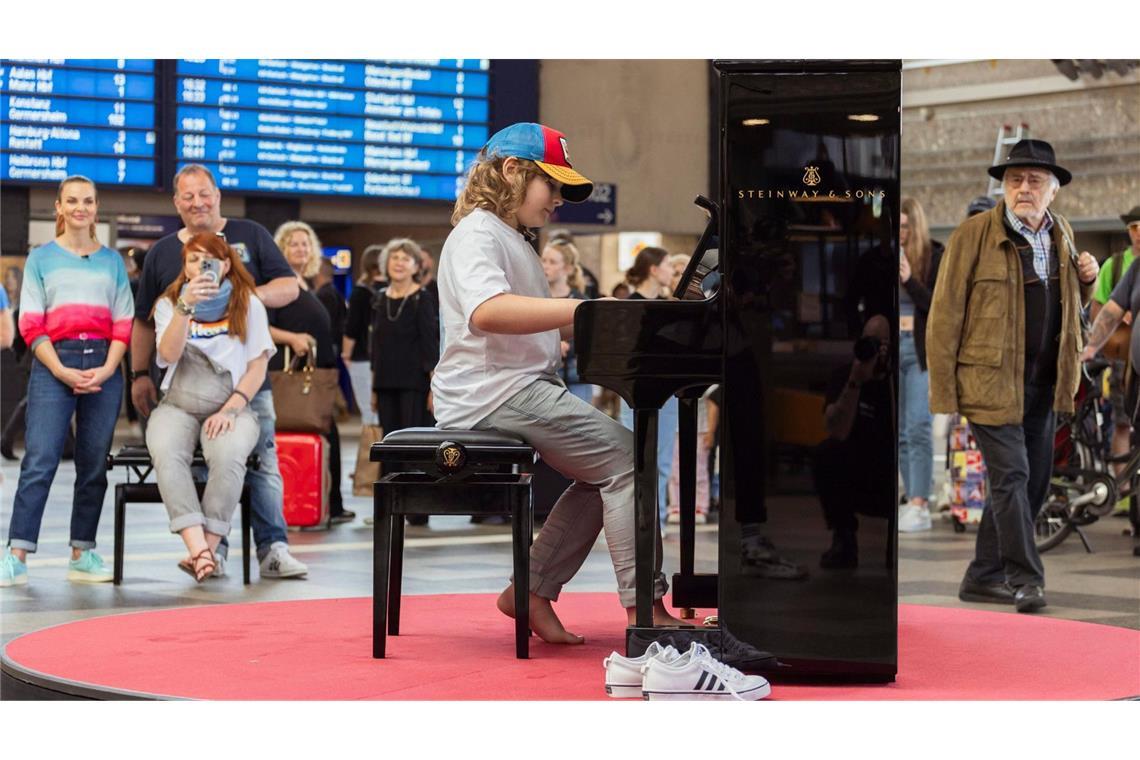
[1,176,133,587]
[541,239,590,403]
[897,196,944,533]
[274,220,322,287]
[270,221,352,523]
[146,232,274,580]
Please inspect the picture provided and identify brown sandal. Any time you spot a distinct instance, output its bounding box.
[180,549,216,583]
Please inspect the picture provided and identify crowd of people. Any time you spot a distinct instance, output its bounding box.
[0,133,1135,627]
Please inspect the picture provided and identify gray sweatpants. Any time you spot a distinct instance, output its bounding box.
[147,347,260,537]
[476,377,667,608]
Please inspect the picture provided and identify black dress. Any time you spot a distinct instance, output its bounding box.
[267,288,345,517]
[370,286,439,438]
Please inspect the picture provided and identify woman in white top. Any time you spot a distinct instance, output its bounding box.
[146,232,275,582]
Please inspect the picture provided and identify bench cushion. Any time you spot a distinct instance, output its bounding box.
[379,427,528,447]
[372,427,534,466]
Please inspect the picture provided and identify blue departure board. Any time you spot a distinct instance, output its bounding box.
[1,59,158,186]
[174,59,490,200]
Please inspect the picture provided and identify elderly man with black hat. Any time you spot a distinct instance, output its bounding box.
[928,139,1099,613]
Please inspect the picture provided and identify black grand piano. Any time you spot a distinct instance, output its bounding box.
[574,60,901,681]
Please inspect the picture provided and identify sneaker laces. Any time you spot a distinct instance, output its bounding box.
[690,645,754,701]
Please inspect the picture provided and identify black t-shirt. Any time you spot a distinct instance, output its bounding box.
[315,282,347,351]
[1109,254,1140,375]
[371,286,440,391]
[344,281,382,362]
[134,218,293,392]
[267,289,336,370]
[134,218,293,322]
[824,364,894,483]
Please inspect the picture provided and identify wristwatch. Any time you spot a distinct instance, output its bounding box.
[176,297,194,316]
[130,370,148,382]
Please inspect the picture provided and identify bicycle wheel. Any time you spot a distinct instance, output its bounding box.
[1036,496,1076,552]
[1036,440,1093,552]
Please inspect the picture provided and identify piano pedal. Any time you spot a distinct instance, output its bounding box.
[678,608,696,620]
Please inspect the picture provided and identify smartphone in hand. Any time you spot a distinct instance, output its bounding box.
[199,257,221,283]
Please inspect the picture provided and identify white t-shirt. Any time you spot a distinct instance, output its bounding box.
[431,208,561,429]
[155,295,276,391]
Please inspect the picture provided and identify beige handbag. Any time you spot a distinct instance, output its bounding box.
[270,343,339,433]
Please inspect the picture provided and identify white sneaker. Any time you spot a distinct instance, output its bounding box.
[642,642,771,701]
[603,641,681,698]
[898,504,933,533]
[258,542,308,579]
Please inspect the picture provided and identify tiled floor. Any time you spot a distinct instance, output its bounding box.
[2,421,1137,651]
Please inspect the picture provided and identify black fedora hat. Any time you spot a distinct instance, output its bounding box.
[988,139,1072,186]
[1122,205,1140,225]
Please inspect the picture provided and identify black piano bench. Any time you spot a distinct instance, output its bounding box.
[370,428,536,659]
[105,444,258,585]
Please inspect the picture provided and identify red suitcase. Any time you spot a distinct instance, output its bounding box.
[277,432,330,528]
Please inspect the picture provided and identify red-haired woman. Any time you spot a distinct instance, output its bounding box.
[146,233,276,581]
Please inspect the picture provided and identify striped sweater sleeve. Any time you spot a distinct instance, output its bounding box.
[17,249,49,352]
[110,251,134,345]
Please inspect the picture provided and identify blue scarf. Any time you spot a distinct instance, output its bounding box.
[181,278,233,323]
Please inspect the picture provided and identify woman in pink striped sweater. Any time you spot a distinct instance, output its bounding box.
[0,176,133,588]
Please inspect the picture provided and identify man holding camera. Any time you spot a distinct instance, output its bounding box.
[814,315,895,569]
[928,140,1098,613]
[131,164,308,580]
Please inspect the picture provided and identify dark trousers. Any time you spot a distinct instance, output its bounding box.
[966,383,1053,588]
[326,420,344,516]
[814,439,894,536]
[376,388,429,474]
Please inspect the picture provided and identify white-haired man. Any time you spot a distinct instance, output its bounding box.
[928,139,1099,613]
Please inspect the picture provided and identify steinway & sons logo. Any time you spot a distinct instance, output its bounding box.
[737,164,887,202]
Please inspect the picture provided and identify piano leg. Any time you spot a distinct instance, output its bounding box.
[633,407,658,629]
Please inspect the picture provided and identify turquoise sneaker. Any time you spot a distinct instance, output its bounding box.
[0,550,28,587]
[67,549,113,584]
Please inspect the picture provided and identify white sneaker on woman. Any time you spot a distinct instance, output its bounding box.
[898,504,932,533]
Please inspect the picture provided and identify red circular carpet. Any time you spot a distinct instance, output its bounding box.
[4,594,1138,700]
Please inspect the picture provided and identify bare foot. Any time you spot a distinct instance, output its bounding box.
[626,600,697,628]
[496,584,585,645]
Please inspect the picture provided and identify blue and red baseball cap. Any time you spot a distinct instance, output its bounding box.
[481,123,594,203]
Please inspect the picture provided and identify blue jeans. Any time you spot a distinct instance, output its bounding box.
[7,341,123,553]
[620,396,678,524]
[898,332,933,502]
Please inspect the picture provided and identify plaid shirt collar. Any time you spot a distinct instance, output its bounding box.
[1004,204,1054,240]
[1005,204,1054,283]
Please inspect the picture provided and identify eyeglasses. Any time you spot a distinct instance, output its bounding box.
[1004,172,1050,190]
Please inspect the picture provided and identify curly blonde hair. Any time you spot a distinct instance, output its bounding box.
[452,155,546,230]
[274,220,322,280]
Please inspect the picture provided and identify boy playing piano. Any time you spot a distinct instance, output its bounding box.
[432,123,686,643]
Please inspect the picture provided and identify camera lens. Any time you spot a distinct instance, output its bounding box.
[854,337,879,361]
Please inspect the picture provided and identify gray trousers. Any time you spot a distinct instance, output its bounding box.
[477,377,667,608]
[147,347,260,537]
